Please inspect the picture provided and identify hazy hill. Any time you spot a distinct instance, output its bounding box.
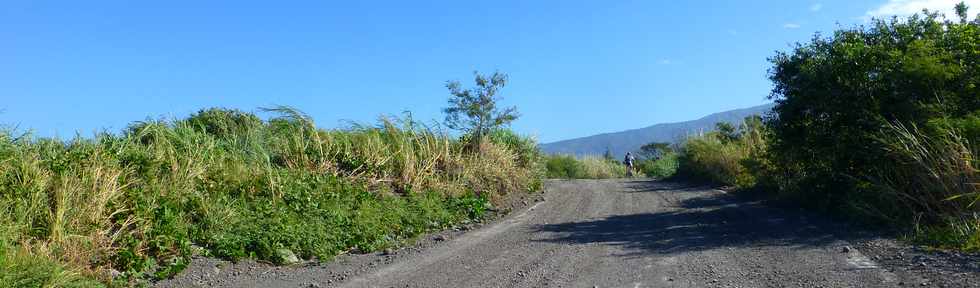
[540,103,775,157]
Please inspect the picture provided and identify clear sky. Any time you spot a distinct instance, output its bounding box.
[2,0,976,142]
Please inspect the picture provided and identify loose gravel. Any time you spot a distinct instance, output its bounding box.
[155,179,980,288]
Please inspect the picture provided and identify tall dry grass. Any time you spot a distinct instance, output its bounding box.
[869,122,980,249]
[872,123,980,230]
[579,156,627,179]
[873,122,978,220]
[543,154,626,179]
[676,117,770,189]
[0,107,542,286]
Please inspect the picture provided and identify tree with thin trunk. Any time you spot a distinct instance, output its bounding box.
[638,142,672,160]
[443,71,519,147]
[954,1,969,23]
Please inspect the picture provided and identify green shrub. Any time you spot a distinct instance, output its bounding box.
[676,116,769,189]
[544,154,627,179]
[637,153,678,179]
[766,7,980,210]
[757,4,980,250]
[183,108,263,139]
[544,154,584,179]
[678,135,749,187]
[487,129,542,170]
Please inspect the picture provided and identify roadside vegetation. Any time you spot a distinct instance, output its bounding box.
[636,153,678,179]
[676,116,769,189]
[543,143,678,180]
[0,72,541,287]
[677,4,980,251]
[543,154,627,179]
[630,142,679,179]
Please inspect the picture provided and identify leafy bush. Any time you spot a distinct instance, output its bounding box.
[544,155,585,179]
[637,153,678,179]
[184,108,263,139]
[757,4,980,249]
[767,8,980,210]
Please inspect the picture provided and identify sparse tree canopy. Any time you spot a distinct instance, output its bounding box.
[443,71,519,144]
[638,142,673,160]
[715,122,739,143]
[954,1,969,23]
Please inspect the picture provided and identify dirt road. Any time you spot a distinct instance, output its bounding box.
[159,180,979,287]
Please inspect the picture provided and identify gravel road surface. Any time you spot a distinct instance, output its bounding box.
[157,179,980,287]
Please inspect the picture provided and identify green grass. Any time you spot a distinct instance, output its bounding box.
[871,122,980,251]
[0,107,541,286]
[676,118,768,189]
[677,135,754,187]
[908,216,980,252]
[0,242,106,288]
[636,153,678,179]
[544,154,627,179]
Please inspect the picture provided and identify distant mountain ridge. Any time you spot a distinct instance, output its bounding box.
[540,103,775,157]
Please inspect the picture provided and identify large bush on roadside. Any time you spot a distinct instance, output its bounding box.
[767,9,980,221]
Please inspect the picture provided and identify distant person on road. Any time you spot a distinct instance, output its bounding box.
[624,152,635,177]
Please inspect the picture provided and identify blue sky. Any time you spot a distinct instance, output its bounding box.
[2,0,976,142]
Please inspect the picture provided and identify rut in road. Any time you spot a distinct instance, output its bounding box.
[161,179,934,287]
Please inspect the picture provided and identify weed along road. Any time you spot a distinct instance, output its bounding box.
[161,180,964,288]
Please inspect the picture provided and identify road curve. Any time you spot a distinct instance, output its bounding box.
[161,179,961,287]
[337,179,905,287]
